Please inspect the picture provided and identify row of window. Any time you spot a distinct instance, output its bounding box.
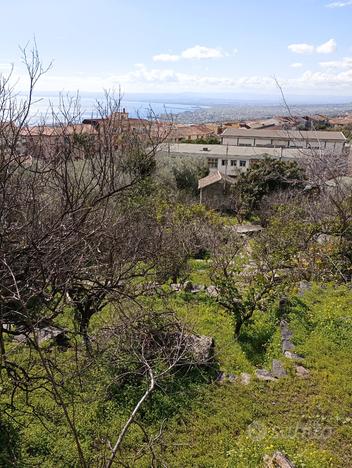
[208,158,247,168]
[225,139,335,150]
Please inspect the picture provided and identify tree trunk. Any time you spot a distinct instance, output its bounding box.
[80,315,93,356]
[234,318,243,338]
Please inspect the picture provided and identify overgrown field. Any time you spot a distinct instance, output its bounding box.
[2,258,352,467]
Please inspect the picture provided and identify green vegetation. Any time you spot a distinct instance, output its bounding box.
[179,136,220,145]
[232,158,305,221]
[1,50,352,466]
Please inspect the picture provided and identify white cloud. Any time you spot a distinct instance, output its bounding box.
[109,64,352,93]
[319,57,352,68]
[288,43,315,54]
[152,45,232,62]
[326,0,352,7]
[153,53,179,62]
[8,60,352,95]
[316,38,337,54]
[288,39,337,55]
[181,45,225,59]
[290,62,303,68]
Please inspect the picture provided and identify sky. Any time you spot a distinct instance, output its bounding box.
[0,0,351,98]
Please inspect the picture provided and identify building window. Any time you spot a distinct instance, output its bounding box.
[221,159,227,166]
[239,160,246,167]
[230,160,237,166]
[208,158,218,168]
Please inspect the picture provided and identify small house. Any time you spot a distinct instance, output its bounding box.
[198,171,236,211]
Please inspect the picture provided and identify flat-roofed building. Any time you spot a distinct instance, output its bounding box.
[159,143,305,176]
[220,128,347,153]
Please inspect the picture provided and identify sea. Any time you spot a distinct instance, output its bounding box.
[26,92,352,125]
[27,93,206,124]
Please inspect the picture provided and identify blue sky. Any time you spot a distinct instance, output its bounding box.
[0,0,351,96]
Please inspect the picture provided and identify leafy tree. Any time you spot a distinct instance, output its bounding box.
[179,136,220,145]
[232,157,305,221]
[172,162,208,197]
[210,234,277,337]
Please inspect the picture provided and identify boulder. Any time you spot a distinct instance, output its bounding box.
[282,339,295,353]
[255,369,276,382]
[184,334,214,364]
[190,284,205,293]
[272,359,287,378]
[240,372,252,385]
[35,326,68,344]
[216,371,226,383]
[206,285,219,297]
[298,280,311,296]
[264,451,296,467]
[170,283,181,291]
[284,351,304,361]
[280,320,293,340]
[183,280,193,292]
[295,365,310,378]
[13,325,69,347]
[227,373,237,382]
[216,372,237,383]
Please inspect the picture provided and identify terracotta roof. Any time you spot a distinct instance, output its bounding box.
[198,171,236,189]
[169,124,215,138]
[221,128,346,141]
[330,116,352,125]
[20,124,97,137]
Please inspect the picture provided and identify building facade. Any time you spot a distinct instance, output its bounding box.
[221,128,346,153]
[159,143,303,177]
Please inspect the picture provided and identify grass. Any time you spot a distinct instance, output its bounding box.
[152,283,352,467]
[2,268,352,466]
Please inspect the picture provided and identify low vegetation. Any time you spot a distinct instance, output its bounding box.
[0,46,352,467]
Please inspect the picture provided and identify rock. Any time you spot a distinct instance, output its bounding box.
[264,450,296,467]
[284,351,304,361]
[295,365,310,378]
[298,280,311,296]
[35,326,69,346]
[272,359,287,378]
[240,372,252,385]
[170,283,181,291]
[183,280,193,292]
[255,369,276,382]
[280,320,293,340]
[216,371,226,383]
[13,325,69,347]
[184,334,214,364]
[216,371,237,384]
[282,339,295,352]
[206,285,219,297]
[13,333,27,343]
[227,373,237,382]
[190,284,205,293]
[278,297,289,316]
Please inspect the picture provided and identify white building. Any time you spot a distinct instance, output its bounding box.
[159,143,306,177]
[158,128,348,177]
[221,128,347,153]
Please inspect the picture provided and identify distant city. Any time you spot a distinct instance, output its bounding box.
[29,92,352,125]
[171,102,352,124]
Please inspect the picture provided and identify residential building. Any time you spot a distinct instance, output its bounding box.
[19,124,98,159]
[159,143,305,177]
[198,171,236,210]
[220,128,347,153]
[165,124,216,143]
